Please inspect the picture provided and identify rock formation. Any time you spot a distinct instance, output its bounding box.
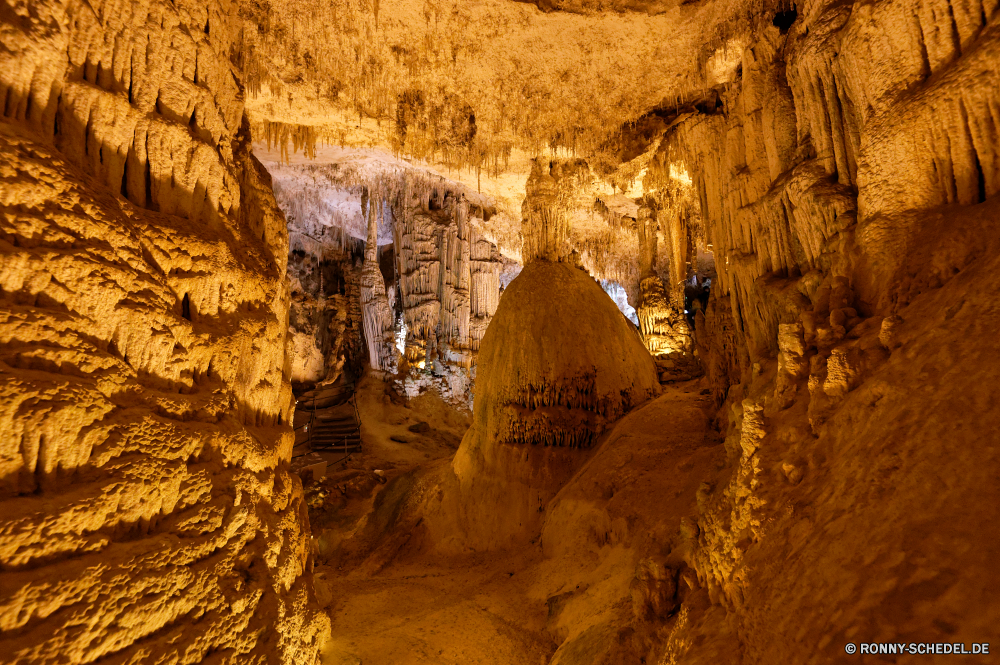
[442,160,661,550]
[359,188,398,373]
[520,158,593,263]
[0,1,328,662]
[610,1,1000,660]
[394,178,503,390]
[443,260,660,550]
[258,147,507,403]
[4,0,1000,662]
[635,198,694,355]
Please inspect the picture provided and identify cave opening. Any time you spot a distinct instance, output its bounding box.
[772,3,798,33]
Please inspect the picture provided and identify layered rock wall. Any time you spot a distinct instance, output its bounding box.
[394,180,503,382]
[659,0,999,395]
[0,0,327,662]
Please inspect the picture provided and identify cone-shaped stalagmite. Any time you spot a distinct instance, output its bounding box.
[444,159,660,550]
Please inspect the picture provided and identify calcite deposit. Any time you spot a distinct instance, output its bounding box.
[256,146,508,403]
[359,189,397,373]
[443,259,660,549]
[440,162,661,548]
[0,0,328,662]
[3,0,1000,662]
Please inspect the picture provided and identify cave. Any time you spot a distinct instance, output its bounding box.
[1,0,998,663]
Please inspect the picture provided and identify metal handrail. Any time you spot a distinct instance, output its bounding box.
[292,382,357,431]
[293,391,318,432]
[291,381,363,462]
[309,393,316,444]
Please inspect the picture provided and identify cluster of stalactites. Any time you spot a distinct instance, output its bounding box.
[493,374,646,449]
[394,177,503,368]
[638,200,659,278]
[521,158,593,263]
[257,120,320,163]
[265,156,497,246]
[635,199,693,354]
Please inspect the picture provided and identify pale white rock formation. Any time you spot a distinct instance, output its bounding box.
[520,158,593,264]
[394,179,503,369]
[434,160,661,549]
[258,148,505,400]
[601,280,639,326]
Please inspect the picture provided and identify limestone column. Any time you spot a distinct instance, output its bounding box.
[359,188,397,372]
[520,158,590,263]
[637,197,694,354]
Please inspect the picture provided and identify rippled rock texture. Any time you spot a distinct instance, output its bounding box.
[446,257,659,549]
[0,0,328,662]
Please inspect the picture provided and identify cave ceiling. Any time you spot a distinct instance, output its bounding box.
[241,0,751,194]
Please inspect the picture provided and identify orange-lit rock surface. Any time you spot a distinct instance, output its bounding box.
[298,0,1000,661]
[443,260,660,550]
[0,0,328,662]
[2,0,1000,662]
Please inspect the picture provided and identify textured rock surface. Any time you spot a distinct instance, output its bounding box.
[287,289,350,386]
[4,0,1000,661]
[642,0,1000,394]
[258,146,507,403]
[394,181,503,374]
[0,0,328,662]
[359,189,397,373]
[306,0,1000,661]
[446,260,659,549]
[618,0,1000,660]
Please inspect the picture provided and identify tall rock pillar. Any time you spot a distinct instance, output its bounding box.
[359,188,397,373]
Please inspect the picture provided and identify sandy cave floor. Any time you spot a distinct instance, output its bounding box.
[305,375,724,665]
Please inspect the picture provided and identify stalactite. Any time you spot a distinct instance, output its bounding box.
[520,158,591,263]
[257,120,321,163]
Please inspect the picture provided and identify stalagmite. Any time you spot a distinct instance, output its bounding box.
[393,175,504,399]
[636,200,694,354]
[438,157,660,550]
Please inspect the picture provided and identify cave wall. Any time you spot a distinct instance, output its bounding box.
[0,0,328,661]
[394,181,503,399]
[284,227,365,387]
[662,0,999,397]
[642,0,1000,661]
